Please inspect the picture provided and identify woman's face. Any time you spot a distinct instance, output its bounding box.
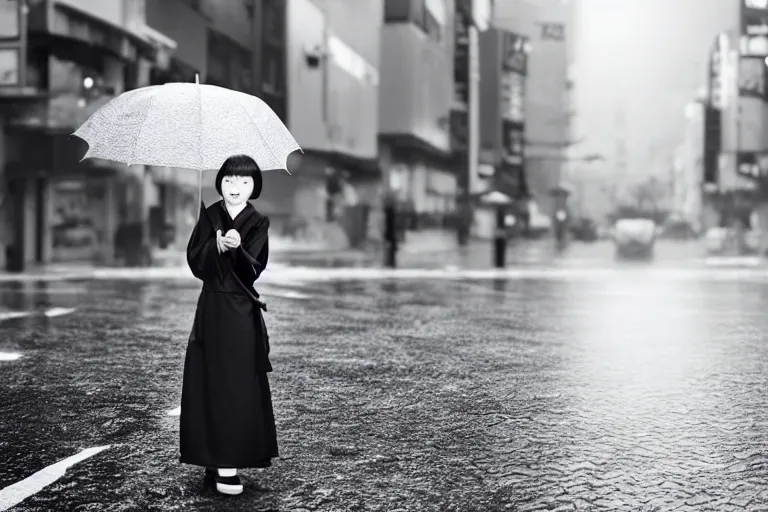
[221,175,254,207]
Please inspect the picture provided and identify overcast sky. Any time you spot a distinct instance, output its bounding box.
[570,0,739,184]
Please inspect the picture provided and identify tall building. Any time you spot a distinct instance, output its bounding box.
[673,98,706,232]
[492,0,572,221]
[260,0,382,247]
[0,0,166,269]
[475,27,530,238]
[379,0,456,235]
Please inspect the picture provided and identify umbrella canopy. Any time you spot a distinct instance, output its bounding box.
[72,78,301,172]
[478,190,514,205]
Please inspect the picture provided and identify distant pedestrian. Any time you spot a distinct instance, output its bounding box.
[180,154,278,496]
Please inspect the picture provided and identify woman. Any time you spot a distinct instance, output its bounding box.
[180,154,277,495]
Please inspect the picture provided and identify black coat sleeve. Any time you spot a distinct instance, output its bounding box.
[186,205,222,281]
[237,216,270,282]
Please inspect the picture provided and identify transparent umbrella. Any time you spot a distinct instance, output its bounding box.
[73,75,302,216]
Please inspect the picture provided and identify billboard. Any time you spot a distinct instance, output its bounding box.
[737,1,768,185]
[497,31,528,198]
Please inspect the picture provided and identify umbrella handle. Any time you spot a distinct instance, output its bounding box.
[197,170,203,219]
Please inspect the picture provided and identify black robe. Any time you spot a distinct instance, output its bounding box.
[179,200,278,469]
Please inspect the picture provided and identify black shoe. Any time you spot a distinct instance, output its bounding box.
[214,473,243,496]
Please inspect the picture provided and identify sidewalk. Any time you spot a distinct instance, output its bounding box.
[4,238,767,283]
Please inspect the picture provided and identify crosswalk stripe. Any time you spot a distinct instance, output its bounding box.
[0,352,22,361]
[0,445,111,511]
[43,307,77,318]
[0,312,33,322]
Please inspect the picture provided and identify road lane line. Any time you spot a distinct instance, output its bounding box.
[0,312,33,322]
[167,406,181,416]
[0,352,22,361]
[43,307,77,318]
[264,290,311,300]
[0,445,111,511]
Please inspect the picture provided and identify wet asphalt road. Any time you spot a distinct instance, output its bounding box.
[3,261,768,510]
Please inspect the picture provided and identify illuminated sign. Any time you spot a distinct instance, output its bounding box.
[539,22,564,41]
[500,71,525,123]
[738,57,767,98]
[745,0,768,10]
[501,120,524,165]
[502,32,528,75]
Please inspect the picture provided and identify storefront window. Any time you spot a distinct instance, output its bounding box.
[50,178,108,262]
[0,48,19,86]
[207,29,253,93]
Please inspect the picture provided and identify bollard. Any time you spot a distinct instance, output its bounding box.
[383,201,398,268]
[493,207,507,268]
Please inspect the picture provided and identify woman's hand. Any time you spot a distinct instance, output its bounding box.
[222,229,241,249]
[216,230,227,253]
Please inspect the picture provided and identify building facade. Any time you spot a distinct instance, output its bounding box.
[379,0,456,238]
[673,99,706,232]
[0,0,166,269]
[256,0,381,248]
[475,27,530,238]
[492,0,572,220]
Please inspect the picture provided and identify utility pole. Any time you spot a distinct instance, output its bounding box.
[455,3,478,246]
[613,103,627,209]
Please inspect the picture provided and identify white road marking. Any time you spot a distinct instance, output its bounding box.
[704,256,763,267]
[43,307,77,318]
[0,352,22,361]
[272,265,768,282]
[264,290,311,300]
[0,312,33,322]
[167,406,181,416]
[0,445,111,511]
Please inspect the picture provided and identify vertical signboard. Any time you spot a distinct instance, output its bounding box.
[704,34,724,185]
[737,0,768,182]
[496,31,528,198]
[451,7,469,154]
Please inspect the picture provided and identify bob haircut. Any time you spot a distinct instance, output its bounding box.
[215,155,263,200]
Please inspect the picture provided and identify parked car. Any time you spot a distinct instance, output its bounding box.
[613,218,656,259]
[570,217,598,242]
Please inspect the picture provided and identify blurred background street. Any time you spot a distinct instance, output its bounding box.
[1,0,765,273]
[5,0,768,510]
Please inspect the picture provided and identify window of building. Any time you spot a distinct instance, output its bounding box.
[385,0,441,41]
[0,0,20,39]
[179,0,201,12]
[261,47,284,95]
[384,0,410,22]
[207,29,253,93]
[423,8,441,42]
[262,0,284,45]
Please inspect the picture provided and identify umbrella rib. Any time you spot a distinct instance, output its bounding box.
[197,81,205,170]
[127,92,158,167]
[232,97,281,170]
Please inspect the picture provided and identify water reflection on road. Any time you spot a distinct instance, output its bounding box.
[1,266,768,510]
